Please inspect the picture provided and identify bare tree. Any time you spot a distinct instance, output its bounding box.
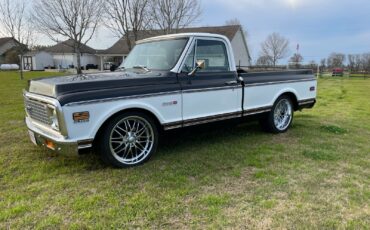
[320,58,326,68]
[327,52,346,68]
[0,0,33,79]
[32,0,104,74]
[225,18,241,26]
[104,0,149,51]
[150,0,202,34]
[260,33,289,67]
[348,54,356,72]
[289,53,303,68]
[361,53,370,74]
[256,55,273,66]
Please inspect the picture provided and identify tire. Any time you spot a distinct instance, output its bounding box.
[260,95,294,133]
[97,111,159,168]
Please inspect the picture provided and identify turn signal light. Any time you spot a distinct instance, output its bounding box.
[45,140,55,150]
[73,111,90,123]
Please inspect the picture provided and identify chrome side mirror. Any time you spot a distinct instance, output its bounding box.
[188,60,205,76]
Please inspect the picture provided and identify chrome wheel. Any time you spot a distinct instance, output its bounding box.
[273,99,292,131]
[109,116,154,165]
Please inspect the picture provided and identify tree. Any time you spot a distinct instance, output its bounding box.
[348,54,355,72]
[309,60,317,70]
[150,0,202,34]
[32,0,104,74]
[256,55,273,66]
[260,33,289,67]
[104,0,150,51]
[225,18,241,26]
[0,0,33,79]
[289,53,303,68]
[361,53,370,73]
[327,52,346,68]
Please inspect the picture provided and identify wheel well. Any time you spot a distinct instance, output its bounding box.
[94,108,163,143]
[280,92,299,110]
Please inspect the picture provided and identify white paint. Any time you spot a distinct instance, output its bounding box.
[244,80,317,110]
[182,88,241,121]
[62,93,182,141]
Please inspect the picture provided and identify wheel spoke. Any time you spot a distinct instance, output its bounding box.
[273,99,292,131]
[109,116,155,165]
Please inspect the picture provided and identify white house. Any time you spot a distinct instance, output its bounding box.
[23,40,99,71]
[98,25,252,70]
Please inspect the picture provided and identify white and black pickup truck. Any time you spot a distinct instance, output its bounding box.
[24,33,317,167]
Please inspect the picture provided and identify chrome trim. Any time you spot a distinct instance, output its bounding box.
[65,86,242,106]
[244,106,272,115]
[23,90,68,137]
[298,99,316,105]
[65,90,182,106]
[183,113,241,127]
[182,85,241,94]
[244,78,316,87]
[163,112,242,130]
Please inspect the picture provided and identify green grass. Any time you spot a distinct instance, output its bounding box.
[0,71,369,229]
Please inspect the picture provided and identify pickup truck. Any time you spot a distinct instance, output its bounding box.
[24,33,317,167]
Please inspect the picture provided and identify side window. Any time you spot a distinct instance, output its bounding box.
[196,40,230,72]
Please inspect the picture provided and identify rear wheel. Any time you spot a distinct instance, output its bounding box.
[260,95,294,133]
[97,112,158,167]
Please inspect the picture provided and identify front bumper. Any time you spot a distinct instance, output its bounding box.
[25,117,92,155]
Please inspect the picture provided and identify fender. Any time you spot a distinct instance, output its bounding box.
[89,101,166,138]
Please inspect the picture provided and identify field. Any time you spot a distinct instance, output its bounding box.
[0,71,369,229]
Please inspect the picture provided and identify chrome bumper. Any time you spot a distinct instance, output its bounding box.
[25,117,92,155]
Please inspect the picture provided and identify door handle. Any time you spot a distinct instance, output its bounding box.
[225,80,238,85]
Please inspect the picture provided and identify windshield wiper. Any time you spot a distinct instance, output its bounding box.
[133,65,150,72]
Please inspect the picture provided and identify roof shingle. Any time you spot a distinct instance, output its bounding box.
[46,39,96,54]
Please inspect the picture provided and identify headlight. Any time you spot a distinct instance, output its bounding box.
[47,106,60,131]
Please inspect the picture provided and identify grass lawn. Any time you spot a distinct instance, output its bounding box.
[0,71,369,229]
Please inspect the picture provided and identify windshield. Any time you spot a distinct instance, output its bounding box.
[121,38,188,71]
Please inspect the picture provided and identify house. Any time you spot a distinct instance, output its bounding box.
[22,51,53,71]
[98,25,251,70]
[22,40,99,71]
[0,37,19,64]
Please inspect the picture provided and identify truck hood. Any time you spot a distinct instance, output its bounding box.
[29,71,172,98]
[28,70,180,106]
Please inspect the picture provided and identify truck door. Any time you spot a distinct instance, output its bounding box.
[179,38,242,125]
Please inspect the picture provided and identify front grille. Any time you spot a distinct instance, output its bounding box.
[24,97,52,125]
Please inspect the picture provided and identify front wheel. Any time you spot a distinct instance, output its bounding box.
[97,112,159,167]
[260,95,294,133]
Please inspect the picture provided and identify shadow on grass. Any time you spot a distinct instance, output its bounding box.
[73,119,265,170]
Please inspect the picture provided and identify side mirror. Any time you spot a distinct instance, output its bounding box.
[188,60,205,76]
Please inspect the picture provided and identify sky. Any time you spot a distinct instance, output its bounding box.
[38,0,370,65]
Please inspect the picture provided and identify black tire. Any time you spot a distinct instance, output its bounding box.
[260,95,294,133]
[97,111,159,168]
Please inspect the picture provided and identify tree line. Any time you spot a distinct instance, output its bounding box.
[0,0,202,76]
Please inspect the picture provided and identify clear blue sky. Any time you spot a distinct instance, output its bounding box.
[86,0,370,65]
